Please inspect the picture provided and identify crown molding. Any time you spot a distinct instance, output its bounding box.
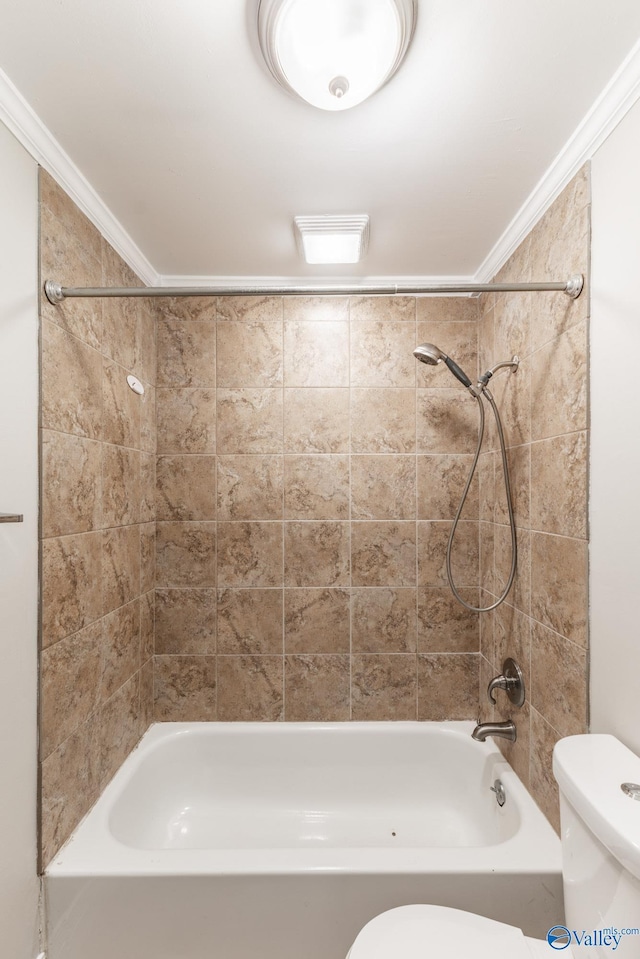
[0,67,159,287]
[475,35,640,283]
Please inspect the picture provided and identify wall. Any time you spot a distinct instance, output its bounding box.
[590,98,640,754]
[153,295,483,722]
[477,167,590,829]
[0,121,41,958]
[39,171,156,866]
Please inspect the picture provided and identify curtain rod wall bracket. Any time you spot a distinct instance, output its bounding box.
[44,274,584,305]
[565,273,584,299]
[44,280,65,304]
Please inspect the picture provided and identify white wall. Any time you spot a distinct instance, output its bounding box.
[590,97,640,755]
[0,120,41,955]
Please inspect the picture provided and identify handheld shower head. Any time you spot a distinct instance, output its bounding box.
[413,342,473,390]
[413,343,446,366]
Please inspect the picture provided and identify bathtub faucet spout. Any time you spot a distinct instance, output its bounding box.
[471,720,517,743]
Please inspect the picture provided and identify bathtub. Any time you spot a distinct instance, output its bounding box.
[46,721,562,959]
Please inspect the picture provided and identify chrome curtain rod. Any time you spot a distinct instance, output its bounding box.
[44,274,584,304]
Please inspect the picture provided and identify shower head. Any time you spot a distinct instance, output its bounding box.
[413,343,446,366]
[413,342,474,390]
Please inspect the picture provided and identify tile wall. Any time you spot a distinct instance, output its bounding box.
[153,294,483,724]
[39,171,156,866]
[477,166,590,829]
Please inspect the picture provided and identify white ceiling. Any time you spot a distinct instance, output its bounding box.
[1,0,640,280]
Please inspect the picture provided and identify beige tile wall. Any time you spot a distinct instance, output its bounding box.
[39,171,156,866]
[154,294,483,723]
[477,166,590,830]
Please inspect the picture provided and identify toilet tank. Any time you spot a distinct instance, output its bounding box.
[554,735,640,948]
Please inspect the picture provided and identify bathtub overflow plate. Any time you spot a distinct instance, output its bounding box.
[621,782,640,801]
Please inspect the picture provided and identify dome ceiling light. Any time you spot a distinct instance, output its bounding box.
[257,0,417,111]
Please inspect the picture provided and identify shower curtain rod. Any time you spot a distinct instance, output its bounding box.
[44,274,584,304]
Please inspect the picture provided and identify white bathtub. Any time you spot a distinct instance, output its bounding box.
[46,721,562,959]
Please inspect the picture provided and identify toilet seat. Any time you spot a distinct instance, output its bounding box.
[346,904,569,959]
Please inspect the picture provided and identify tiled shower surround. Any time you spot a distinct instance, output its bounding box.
[39,171,156,866]
[38,167,588,864]
[477,167,590,829]
[154,292,481,724]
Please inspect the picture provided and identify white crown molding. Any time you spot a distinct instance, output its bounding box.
[476,35,640,283]
[0,66,159,287]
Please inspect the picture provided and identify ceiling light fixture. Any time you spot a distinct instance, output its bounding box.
[257,0,417,111]
[294,215,370,264]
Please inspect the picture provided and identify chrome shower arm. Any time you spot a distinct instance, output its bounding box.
[478,355,519,387]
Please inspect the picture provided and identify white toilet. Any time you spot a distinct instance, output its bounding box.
[347,734,640,958]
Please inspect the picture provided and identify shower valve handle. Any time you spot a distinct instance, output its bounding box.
[487,658,525,707]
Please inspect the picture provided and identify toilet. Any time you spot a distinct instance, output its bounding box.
[347,734,640,958]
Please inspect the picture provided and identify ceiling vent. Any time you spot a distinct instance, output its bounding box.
[294,214,370,264]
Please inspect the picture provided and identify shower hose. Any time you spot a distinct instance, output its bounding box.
[447,387,517,614]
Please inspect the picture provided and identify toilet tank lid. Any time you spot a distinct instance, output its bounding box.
[553,734,640,881]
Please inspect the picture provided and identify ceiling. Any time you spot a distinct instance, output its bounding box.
[1,0,640,281]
